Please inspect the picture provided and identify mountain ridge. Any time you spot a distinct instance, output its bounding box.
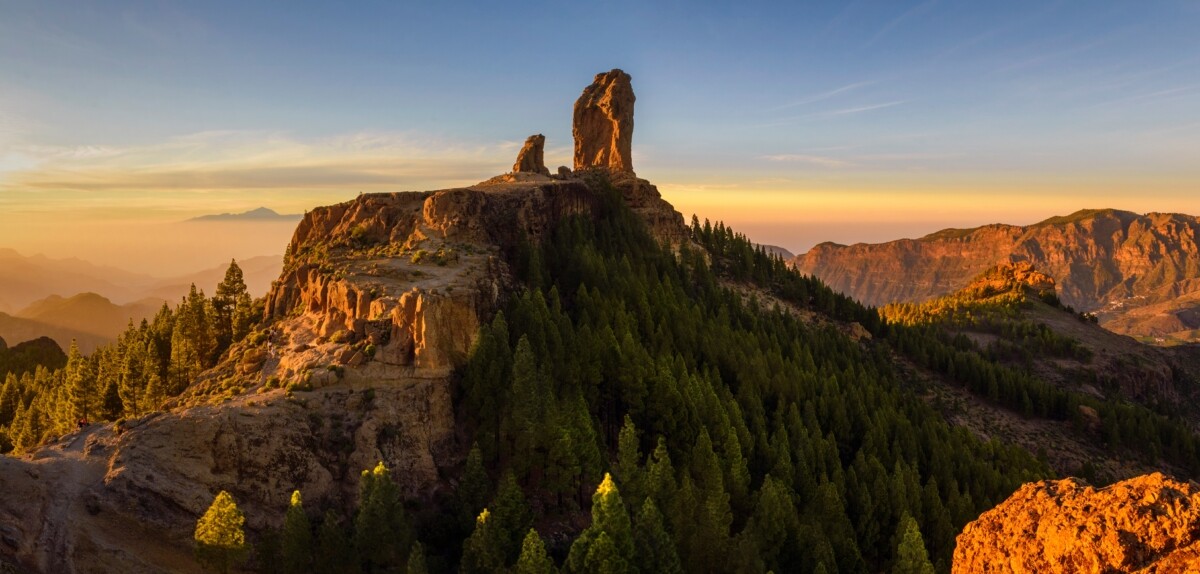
[0,70,1194,574]
[186,207,302,222]
[793,208,1200,343]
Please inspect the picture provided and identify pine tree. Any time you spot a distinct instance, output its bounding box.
[546,427,582,508]
[0,376,19,425]
[515,528,555,574]
[407,542,429,574]
[170,284,215,393]
[461,509,506,574]
[354,462,412,572]
[257,528,283,574]
[281,490,312,574]
[567,474,634,574]
[632,498,681,574]
[65,340,94,423]
[811,482,866,574]
[313,511,353,574]
[213,259,248,354]
[491,470,533,563]
[615,416,643,506]
[748,475,799,570]
[892,513,935,574]
[101,380,123,421]
[194,491,248,574]
[506,336,549,479]
[686,428,732,570]
[231,292,256,343]
[644,436,677,511]
[464,312,512,460]
[582,532,626,574]
[457,442,490,528]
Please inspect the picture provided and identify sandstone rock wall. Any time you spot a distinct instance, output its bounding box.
[953,473,1200,573]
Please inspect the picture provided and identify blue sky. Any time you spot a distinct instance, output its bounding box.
[2,1,1199,271]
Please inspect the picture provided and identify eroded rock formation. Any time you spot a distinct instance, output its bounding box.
[953,473,1200,573]
[0,68,693,574]
[513,134,550,175]
[573,69,635,173]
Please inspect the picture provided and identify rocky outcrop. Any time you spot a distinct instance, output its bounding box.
[0,375,455,573]
[573,69,635,173]
[794,209,1200,341]
[513,134,550,176]
[960,261,1056,300]
[0,67,693,574]
[953,473,1200,573]
[267,176,688,379]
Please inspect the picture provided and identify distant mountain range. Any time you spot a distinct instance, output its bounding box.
[0,250,283,350]
[793,208,1200,343]
[187,207,301,222]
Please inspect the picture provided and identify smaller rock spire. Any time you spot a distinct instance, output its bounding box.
[512,134,550,176]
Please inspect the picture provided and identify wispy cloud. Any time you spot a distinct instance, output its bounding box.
[862,0,939,50]
[1087,85,1199,109]
[0,130,518,196]
[824,101,906,116]
[770,81,876,111]
[762,154,852,168]
[755,101,906,128]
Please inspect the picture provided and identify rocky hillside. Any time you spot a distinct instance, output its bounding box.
[882,262,1200,480]
[1,68,1196,574]
[0,68,687,574]
[953,473,1200,573]
[793,209,1200,342]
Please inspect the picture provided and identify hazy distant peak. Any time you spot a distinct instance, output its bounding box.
[187,207,301,222]
[755,243,795,260]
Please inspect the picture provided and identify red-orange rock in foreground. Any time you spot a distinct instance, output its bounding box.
[953,473,1200,573]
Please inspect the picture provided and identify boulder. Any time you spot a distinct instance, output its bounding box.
[512,134,550,176]
[573,69,635,173]
[953,473,1200,573]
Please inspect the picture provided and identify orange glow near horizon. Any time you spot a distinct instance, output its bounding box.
[2,134,1199,274]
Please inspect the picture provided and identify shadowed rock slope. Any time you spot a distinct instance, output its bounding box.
[794,209,1200,343]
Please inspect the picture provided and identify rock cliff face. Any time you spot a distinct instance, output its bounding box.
[794,209,1200,341]
[573,69,635,173]
[0,174,689,573]
[953,473,1200,573]
[513,134,550,175]
[0,68,690,574]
